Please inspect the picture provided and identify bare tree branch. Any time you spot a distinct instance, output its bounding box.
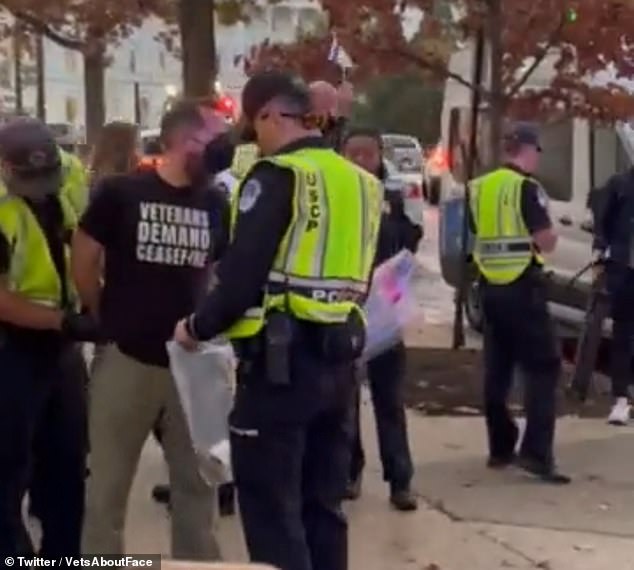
[12,9,84,51]
[505,10,566,98]
[381,45,491,98]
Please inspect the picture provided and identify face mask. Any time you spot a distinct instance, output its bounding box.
[3,171,61,202]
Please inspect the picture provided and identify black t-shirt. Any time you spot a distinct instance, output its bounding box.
[80,170,230,366]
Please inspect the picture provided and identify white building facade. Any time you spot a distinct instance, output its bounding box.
[0,0,323,132]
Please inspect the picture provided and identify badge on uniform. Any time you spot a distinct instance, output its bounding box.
[238,179,262,212]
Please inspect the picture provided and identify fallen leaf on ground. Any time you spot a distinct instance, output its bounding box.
[573,544,594,552]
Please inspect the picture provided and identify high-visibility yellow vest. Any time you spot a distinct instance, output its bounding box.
[0,194,78,308]
[225,147,383,339]
[229,144,259,180]
[0,149,89,218]
[470,167,544,285]
[60,150,89,217]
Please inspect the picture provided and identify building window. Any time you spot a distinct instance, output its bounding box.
[64,51,77,73]
[271,6,293,33]
[65,96,78,123]
[129,50,137,73]
[298,8,323,36]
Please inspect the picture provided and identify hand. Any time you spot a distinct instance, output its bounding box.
[336,81,354,117]
[591,262,604,283]
[174,318,199,351]
[61,312,103,342]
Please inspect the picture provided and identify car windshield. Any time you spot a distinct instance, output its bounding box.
[382,136,422,173]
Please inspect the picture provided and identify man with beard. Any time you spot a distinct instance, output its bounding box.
[73,100,229,558]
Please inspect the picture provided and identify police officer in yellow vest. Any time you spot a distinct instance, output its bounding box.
[470,123,569,484]
[0,144,88,218]
[174,70,383,570]
[0,119,100,556]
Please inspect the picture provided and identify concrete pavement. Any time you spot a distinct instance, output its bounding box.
[115,208,634,567]
[120,394,634,569]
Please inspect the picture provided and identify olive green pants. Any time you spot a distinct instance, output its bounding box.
[82,345,220,559]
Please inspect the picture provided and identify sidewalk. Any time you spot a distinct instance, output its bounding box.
[123,389,634,570]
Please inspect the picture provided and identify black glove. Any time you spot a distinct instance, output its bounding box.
[61,312,103,342]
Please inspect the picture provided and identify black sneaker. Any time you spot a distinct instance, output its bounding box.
[344,477,362,501]
[218,483,236,517]
[151,484,171,506]
[389,487,418,511]
[517,456,571,485]
[487,454,516,469]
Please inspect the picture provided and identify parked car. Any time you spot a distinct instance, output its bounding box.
[383,158,425,228]
[381,133,424,173]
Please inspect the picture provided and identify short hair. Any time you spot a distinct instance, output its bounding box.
[159,100,205,147]
[342,126,383,149]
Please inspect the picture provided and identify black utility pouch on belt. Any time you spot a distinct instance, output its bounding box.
[318,310,366,364]
[265,311,294,386]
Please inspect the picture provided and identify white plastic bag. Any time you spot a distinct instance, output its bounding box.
[167,340,235,485]
[362,250,420,361]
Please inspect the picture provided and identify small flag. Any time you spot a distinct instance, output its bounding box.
[327,32,353,68]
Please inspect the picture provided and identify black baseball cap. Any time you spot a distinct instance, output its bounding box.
[241,70,311,122]
[503,122,542,151]
[0,118,61,177]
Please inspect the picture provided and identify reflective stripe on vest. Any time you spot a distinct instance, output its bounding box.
[470,167,542,285]
[229,144,258,180]
[0,193,78,307]
[224,148,383,339]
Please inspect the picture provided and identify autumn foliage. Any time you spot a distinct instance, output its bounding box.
[248,0,634,122]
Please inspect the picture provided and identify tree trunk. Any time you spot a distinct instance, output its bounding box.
[83,46,106,147]
[179,0,217,97]
[13,24,23,114]
[35,33,46,121]
[486,0,504,166]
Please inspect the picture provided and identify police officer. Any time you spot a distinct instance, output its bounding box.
[0,143,89,218]
[470,123,569,484]
[591,167,634,425]
[173,70,383,570]
[0,119,99,556]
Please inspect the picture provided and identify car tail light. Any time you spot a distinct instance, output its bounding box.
[429,146,449,170]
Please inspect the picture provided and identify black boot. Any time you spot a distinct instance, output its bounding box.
[389,484,418,511]
[151,484,171,507]
[218,483,236,516]
[517,456,571,485]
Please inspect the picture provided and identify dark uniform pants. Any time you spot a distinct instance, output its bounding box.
[349,342,414,490]
[230,334,355,570]
[481,271,561,465]
[0,335,87,557]
[606,264,634,398]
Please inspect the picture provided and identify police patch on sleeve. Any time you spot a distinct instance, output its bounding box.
[238,179,262,212]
